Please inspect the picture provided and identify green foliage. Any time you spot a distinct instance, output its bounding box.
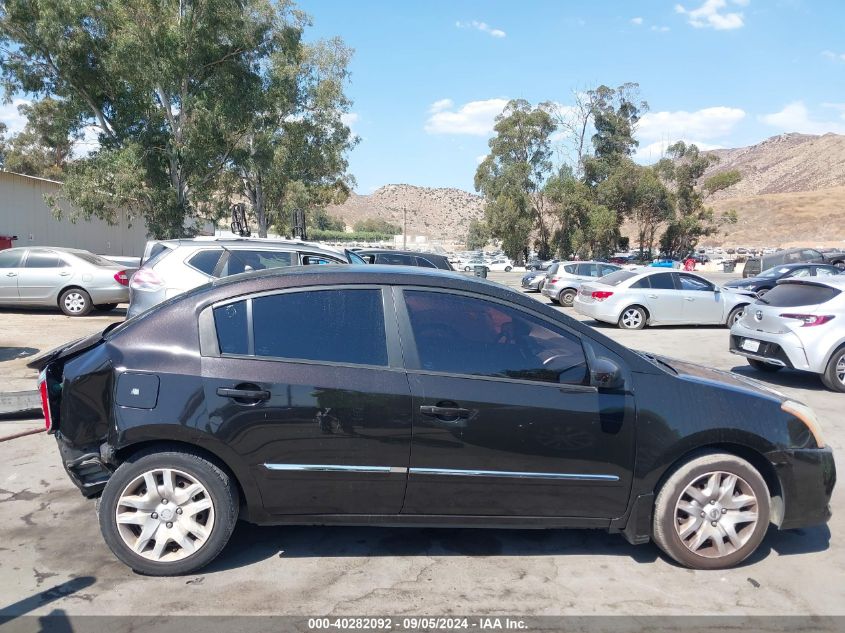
[465,218,491,250]
[475,99,557,259]
[311,208,345,232]
[353,217,401,234]
[309,229,393,242]
[703,170,742,195]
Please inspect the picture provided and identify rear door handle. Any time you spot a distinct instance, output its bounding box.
[217,387,270,401]
[684,297,695,301]
[647,294,658,299]
[59,272,71,277]
[6,272,16,277]
[420,405,471,419]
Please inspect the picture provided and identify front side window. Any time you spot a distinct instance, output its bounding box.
[404,290,588,385]
[220,250,295,276]
[0,250,23,268]
[252,289,387,366]
[678,274,713,291]
[24,251,61,268]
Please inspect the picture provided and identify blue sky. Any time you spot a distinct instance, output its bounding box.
[300,0,845,193]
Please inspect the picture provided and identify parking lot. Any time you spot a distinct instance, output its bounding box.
[0,270,842,619]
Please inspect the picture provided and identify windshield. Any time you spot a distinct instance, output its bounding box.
[759,266,792,279]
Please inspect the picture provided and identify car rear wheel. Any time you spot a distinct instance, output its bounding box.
[618,306,647,330]
[505,266,512,272]
[59,288,93,317]
[559,289,577,307]
[464,266,471,272]
[95,303,119,312]
[653,452,770,570]
[821,346,845,393]
[747,358,783,373]
[99,449,239,576]
[726,306,746,328]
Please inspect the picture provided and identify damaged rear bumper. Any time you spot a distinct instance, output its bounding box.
[55,433,113,498]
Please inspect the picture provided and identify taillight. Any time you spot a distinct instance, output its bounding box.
[550,277,559,284]
[779,314,835,327]
[114,270,130,286]
[130,267,164,291]
[38,370,53,432]
[592,291,614,301]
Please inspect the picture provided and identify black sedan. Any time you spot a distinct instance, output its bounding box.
[725,262,842,297]
[30,266,834,575]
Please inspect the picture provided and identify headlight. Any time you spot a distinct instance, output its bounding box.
[781,400,826,448]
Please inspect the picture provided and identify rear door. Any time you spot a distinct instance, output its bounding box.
[396,288,635,519]
[0,249,23,302]
[17,250,73,302]
[201,286,412,515]
[641,273,685,323]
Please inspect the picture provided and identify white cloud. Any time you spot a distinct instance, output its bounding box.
[476,154,487,165]
[341,112,359,127]
[631,17,644,25]
[456,20,506,38]
[760,101,845,135]
[822,50,845,62]
[424,98,509,136]
[651,25,671,32]
[0,98,32,137]
[675,0,746,30]
[71,124,101,159]
[638,106,747,143]
[429,99,454,114]
[636,138,723,162]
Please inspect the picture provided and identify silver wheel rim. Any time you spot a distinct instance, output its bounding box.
[674,470,759,559]
[732,309,744,325]
[621,308,643,328]
[115,468,215,562]
[836,355,845,385]
[562,291,575,305]
[63,292,87,314]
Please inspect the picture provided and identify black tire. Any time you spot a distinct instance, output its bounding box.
[747,358,783,373]
[95,303,119,312]
[505,266,512,272]
[618,305,647,330]
[653,452,770,570]
[726,305,746,328]
[548,297,559,305]
[464,266,471,272]
[821,345,845,393]
[99,449,239,576]
[559,288,577,307]
[59,288,93,317]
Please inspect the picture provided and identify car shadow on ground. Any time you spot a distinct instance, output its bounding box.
[730,365,828,392]
[203,521,831,574]
[0,306,127,318]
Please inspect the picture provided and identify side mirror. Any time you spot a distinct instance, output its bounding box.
[590,357,624,390]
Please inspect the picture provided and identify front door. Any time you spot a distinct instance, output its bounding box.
[201,287,412,515]
[642,272,685,323]
[0,249,23,302]
[677,273,724,324]
[17,250,73,302]
[396,289,635,518]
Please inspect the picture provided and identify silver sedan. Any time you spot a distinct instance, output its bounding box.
[574,268,755,329]
[0,247,134,316]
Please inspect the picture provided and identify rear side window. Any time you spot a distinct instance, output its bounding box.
[563,264,577,274]
[600,270,637,286]
[630,277,651,289]
[649,273,676,290]
[24,252,61,268]
[759,283,841,307]
[252,289,387,366]
[214,300,249,355]
[415,256,437,268]
[577,263,598,277]
[377,253,414,265]
[187,249,223,276]
[220,250,295,276]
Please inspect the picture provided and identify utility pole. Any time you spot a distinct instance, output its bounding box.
[403,206,407,249]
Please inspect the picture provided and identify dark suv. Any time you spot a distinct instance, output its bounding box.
[356,249,453,270]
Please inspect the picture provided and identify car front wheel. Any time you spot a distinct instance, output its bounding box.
[727,306,746,327]
[99,449,239,576]
[653,452,770,570]
[821,346,845,393]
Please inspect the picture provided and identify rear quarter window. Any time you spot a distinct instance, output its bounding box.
[759,283,842,307]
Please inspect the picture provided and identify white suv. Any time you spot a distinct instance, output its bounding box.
[128,238,361,317]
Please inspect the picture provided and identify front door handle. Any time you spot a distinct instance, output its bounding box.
[647,294,658,299]
[217,387,270,401]
[684,297,695,302]
[420,405,471,419]
[6,272,16,277]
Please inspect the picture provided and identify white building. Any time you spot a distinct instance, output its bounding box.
[0,171,149,256]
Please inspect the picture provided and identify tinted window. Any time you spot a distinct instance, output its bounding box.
[649,273,676,290]
[147,243,173,263]
[601,270,637,286]
[784,267,811,278]
[70,252,116,267]
[577,263,598,277]
[24,252,61,268]
[678,274,713,291]
[404,290,588,385]
[302,253,343,265]
[759,283,841,307]
[214,301,249,355]
[187,249,222,276]
[252,289,387,366]
[415,256,437,268]
[376,253,414,266]
[220,250,295,276]
[600,264,620,276]
[563,264,577,274]
[0,250,23,268]
[360,254,376,264]
[631,277,651,289]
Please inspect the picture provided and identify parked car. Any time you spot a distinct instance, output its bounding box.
[0,247,135,316]
[486,259,515,272]
[742,248,827,279]
[526,258,558,271]
[542,261,623,306]
[521,268,547,292]
[821,251,845,270]
[459,258,487,272]
[128,238,362,318]
[730,276,845,392]
[724,263,842,297]
[574,269,755,329]
[29,265,834,574]
[355,249,453,271]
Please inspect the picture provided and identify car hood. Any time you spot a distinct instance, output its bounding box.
[646,353,787,403]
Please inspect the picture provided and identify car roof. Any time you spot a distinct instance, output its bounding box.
[357,249,447,257]
[168,239,343,255]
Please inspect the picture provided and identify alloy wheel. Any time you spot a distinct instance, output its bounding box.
[674,471,758,559]
[837,355,845,386]
[115,468,215,562]
[63,292,87,314]
[621,308,643,329]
